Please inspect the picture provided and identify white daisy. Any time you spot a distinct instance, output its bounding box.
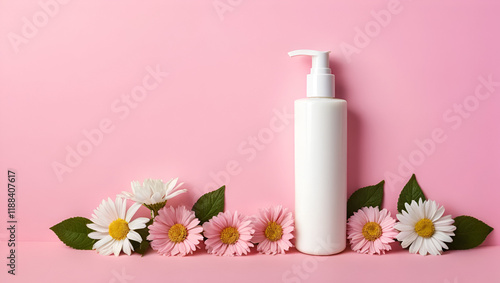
[394,199,456,256]
[119,178,186,214]
[87,197,149,256]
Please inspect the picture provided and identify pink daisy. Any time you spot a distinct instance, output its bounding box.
[347,206,398,255]
[147,206,203,256]
[252,205,294,255]
[203,211,254,256]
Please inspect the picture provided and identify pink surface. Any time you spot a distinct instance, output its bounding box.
[0,0,499,259]
[2,243,500,282]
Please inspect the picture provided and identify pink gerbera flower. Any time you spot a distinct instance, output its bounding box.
[203,211,254,256]
[347,206,398,255]
[252,205,294,255]
[147,206,203,256]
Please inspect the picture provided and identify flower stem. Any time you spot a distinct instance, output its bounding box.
[144,201,167,219]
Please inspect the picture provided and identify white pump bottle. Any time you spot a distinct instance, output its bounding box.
[289,50,346,255]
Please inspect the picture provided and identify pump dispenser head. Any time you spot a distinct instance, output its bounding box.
[289,49,335,98]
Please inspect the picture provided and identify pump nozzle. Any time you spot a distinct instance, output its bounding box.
[289,49,335,98]
[288,50,331,73]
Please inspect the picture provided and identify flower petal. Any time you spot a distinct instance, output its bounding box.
[88,231,108,240]
[126,202,142,222]
[122,238,132,256]
[93,235,113,250]
[112,240,122,256]
[127,230,143,243]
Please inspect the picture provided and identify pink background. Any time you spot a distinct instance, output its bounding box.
[1,0,499,252]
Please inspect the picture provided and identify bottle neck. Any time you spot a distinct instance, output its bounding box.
[306,73,335,98]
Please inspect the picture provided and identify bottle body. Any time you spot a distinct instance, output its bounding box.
[294,97,347,255]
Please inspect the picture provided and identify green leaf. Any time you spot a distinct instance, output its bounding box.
[192,185,225,224]
[50,217,96,250]
[347,180,384,219]
[397,174,426,213]
[448,216,494,250]
[131,219,153,256]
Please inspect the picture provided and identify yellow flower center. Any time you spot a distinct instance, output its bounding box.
[108,218,130,240]
[414,218,435,238]
[265,221,283,242]
[168,223,188,243]
[362,222,382,241]
[220,227,239,244]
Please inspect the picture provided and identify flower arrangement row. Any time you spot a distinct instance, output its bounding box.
[346,174,493,255]
[50,174,493,257]
[50,180,294,256]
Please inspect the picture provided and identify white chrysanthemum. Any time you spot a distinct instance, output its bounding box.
[120,178,186,206]
[394,199,456,256]
[87,197,149,256]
